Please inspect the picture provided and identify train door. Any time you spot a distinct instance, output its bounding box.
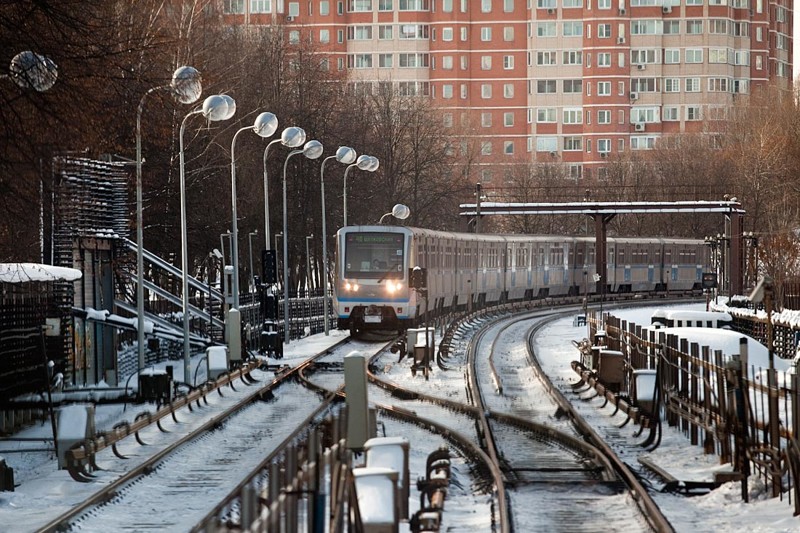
[607,243,615,292]
[542,243,550,286]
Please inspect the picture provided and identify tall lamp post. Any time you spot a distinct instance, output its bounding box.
[283,139,324,342]
[4,50,58,91]
[136,66,202,373]
[229,112,279,309]
[178,95,234,384]
[319,146,357,334]
[305,234,314,292]
[379,204,411,224]
[262,127,307,251]
[343,155,379,227]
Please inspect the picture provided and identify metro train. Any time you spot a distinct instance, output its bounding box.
[333,225,711,333]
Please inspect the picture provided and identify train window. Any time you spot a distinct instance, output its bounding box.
[344,232,405,279]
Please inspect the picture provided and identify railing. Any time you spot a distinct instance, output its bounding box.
[588,313,800,514]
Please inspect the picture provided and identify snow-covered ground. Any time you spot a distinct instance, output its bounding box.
[1,305,799,531]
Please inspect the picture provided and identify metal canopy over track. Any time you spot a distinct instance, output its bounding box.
[460,200,746,296]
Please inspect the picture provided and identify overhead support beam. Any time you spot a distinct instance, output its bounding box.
[460,200,746,296]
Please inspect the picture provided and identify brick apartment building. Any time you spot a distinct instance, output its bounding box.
[221,0,793,183]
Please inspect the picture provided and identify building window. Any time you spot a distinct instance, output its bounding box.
[443,113,453,127]
[631,106,660,123]
[685,49,703,63]
[320,1,330,14]
[563,79,582,93]
[481,56,492,70]
[378,25,393,39]
[686,106,701,121]
[481,84,492,98]
[504,141,514,155]
[664,49,680,64]
[663,107,679,121]
[504,55,514,69]
[481,0,492,12]
[564,136,582,151]
[481,27,492,41]
[251,0,271,13]
[399,53,429,67]
[481,112,492,127]
[597,0,610,7]
[379,53,393,67]
[598,110,610,124]
[597,82,611,96]
[537,80,557,94]
[320,29,330,42]
[461,27,468,41]
[536,136,558,152]
[598,53,611,67]
[442,27,453,40]
[460,84,468,98]
[289,30,300,43]
[663,78,680,92]
[685,78,700,92]
[597,24,611,38]
[536,22,556,37]
[347,0,373,12]
[481,141,492,155]
[504,84,514,98]
[686,20,703,35]
[563,108,583,124]
[504,27,514,41]
[224,0,245,13]
[399,24,429,39]
[349,25,373,40]
[562,51,583,65]
[442,56,453,69]
[537,51,557,65]
[398,0,428,9]
[537,107,557,122]
[504,0,514,11]
[442,84,453,98]
[563,22,583,37]
[378,0,392,8]
[504,112,514,126]
[598,139,610,153]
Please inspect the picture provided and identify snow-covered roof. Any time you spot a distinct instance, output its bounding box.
[0,263,82,283]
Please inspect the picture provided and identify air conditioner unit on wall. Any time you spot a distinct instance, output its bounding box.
[617,37,626,44]
[630,92,639,100]
[619,8,626,15]
[600,152,608,158]
[662,6,672,14]
[287,15,296,22]
[637,64,646,70]
[547,8,555,14]
[634,123,645,131]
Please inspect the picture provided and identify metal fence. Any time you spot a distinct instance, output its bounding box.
[591,313,800,514]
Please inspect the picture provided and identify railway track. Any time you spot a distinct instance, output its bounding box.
[36,337,367,533]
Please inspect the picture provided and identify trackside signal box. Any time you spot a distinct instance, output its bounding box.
[702,272,718,289]
[262,249,277,284]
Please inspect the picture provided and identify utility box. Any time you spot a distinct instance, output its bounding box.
[138,369,172,404]
[207,346,229,380]
[0,458,14,492]
[353,467,399,533]
[633,369,657,415]
[56,404,95,470]
[364,436,410,519]
[597,349,625,391]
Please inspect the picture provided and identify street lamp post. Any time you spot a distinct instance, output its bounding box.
[229,112,279,309]
[283,139,324,343]
[178,94,234,384]
[319,146,357,334]
[248,230,259,291]
[343,155,379,227]
[378,204,411,224]
[135,66,202,373]
[305,234,314,293]
[4,51,58,91]
[262,127,307,251]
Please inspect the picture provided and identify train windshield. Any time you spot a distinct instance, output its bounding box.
[344,232,405,279]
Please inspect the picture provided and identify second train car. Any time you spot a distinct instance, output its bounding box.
[333,225,710,333]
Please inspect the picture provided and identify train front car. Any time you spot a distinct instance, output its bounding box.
[333,226,414,334]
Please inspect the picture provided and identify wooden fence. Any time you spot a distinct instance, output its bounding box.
[589,313,800,514]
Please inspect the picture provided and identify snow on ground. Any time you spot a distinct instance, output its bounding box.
[1,308,799,531]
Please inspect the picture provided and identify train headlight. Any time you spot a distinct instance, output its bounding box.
[344,281,359,292]
[385,281,403,293]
